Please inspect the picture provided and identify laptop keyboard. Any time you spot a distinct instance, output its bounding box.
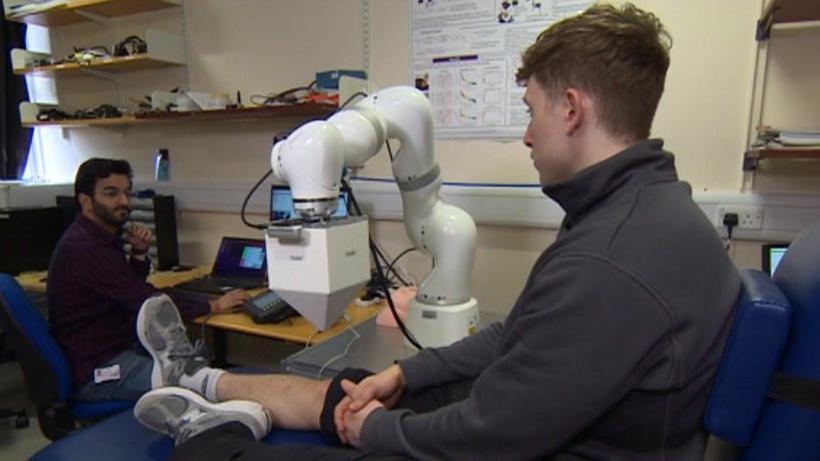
[174,276,264,294]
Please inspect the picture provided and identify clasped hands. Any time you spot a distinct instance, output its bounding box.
[334,364,406,447]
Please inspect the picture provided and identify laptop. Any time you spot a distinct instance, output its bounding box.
[761,242,789,277]
[270,185,349,221]
[173,237,267,294]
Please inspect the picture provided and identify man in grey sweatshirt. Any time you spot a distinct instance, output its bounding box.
[134,4,739,460]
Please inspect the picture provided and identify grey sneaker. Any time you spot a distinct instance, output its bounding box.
[136,294,207,389]
[134,387,270,445]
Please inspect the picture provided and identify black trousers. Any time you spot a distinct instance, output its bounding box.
[170,368,473,461]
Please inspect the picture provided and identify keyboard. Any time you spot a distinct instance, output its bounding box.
[242,290,298,324]
[174,276,265,294]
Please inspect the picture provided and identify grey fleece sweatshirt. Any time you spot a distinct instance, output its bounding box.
[359,140,740,460]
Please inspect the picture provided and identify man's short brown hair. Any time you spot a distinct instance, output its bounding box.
[517,3,671,141]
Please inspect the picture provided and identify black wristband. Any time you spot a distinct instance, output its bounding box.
[130,248,148,256]
[319,368,374,444]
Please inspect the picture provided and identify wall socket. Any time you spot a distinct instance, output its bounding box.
[718,206,763,230]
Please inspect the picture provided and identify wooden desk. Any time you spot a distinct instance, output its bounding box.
[153,266,382,346]
[14,266,211,292]
[149,266,211,288]
[17,266,382,360]
[15,270,49,292]
[192,303,382,346]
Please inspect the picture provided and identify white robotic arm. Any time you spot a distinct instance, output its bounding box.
[268,86,479,347]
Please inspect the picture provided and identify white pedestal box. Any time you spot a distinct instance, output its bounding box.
[265,217,369,330]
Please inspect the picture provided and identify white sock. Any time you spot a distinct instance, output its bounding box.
[178,367,225,402]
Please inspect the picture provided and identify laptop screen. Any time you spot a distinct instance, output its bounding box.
[761,243,789,277]
[270,185,349,221]
[212,237,267,278]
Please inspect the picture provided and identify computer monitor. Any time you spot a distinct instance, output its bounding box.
[761,243,789,277]
[212,237,267,278]
[269,185,349,221]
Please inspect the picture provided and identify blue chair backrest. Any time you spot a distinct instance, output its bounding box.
[706,220,820,460]
[0,274,71,403]
[742,221,820,460]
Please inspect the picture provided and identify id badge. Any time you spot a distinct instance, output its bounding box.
[93,364,121,384]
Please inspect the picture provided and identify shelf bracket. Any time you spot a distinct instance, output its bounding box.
[756,4,779,41]
[74,9,114,26]
[743,150,760,171]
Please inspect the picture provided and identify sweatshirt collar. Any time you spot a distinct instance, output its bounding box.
[542,139,677,225]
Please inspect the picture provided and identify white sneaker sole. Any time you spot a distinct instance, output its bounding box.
[135,294,179,389]
[134,387,270,442]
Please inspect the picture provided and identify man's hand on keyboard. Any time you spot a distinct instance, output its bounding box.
[209,289,249,313]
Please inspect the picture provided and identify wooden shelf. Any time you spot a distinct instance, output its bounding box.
[763,0,820,25]
[6,0,180,27]
[13,54,184,76]
[752,147,820,159]
[134,103,337,122]
[758,0,820,39]
[21,103,337,128]
[22,115,138,128]
[744,146,820,170]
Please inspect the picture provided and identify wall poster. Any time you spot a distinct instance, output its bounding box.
[412,0,593,139]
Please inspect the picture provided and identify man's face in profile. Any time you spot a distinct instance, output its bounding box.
[522,77,573,185]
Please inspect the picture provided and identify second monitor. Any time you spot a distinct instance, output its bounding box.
[270,185,349,221]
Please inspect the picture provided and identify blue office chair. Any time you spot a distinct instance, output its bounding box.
[0,274,135,440]
[29,409,333,461]
[706,220,820,460]
[0,327,30,429]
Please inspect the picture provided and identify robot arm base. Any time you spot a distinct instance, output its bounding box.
[404,298,479,348]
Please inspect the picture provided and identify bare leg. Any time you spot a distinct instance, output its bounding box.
[216,373,330,430]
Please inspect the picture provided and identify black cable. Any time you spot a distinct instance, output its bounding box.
[385,248,417,286]
[723,212,738,252]
[241,169,273,230]
[370,238,423,350]
[344,179,421,349]
[346,182,402,282]
[343,178,410,287]
[240,88,366,231]
[113,35,147,56]
[385,139,395,162]
[337,91,367,111]
[251,81,317,106]
[373,244,408,286]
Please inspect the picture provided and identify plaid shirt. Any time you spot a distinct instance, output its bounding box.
[48,215,209,387]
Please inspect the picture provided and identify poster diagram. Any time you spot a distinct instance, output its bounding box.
[412,0,593,139]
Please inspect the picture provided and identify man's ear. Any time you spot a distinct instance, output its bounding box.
[78,193,92,213]
[562,88,585,136]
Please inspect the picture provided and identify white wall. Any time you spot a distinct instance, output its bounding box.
[40,0,765,189]
[30,0,806,314]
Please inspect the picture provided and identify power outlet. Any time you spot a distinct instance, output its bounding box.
[718,206,763,230]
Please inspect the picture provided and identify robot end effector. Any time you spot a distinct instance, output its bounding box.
[269,94,390,219]
[269,120,346,220]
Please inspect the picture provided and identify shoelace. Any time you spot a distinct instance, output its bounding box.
[165,327,207,381]
[167,408,205,445]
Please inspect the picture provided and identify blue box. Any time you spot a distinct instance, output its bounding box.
[315,70,367,90]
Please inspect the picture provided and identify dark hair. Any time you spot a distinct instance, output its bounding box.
[516,3,671,141]
[74,158,133,199]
